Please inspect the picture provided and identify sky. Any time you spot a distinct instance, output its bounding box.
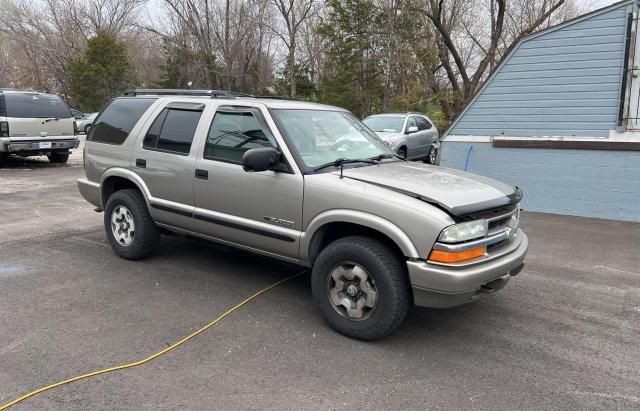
[595,0,626,6]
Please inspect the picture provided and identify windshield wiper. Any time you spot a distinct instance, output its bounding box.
[313,158,376,172]
[313,157,378,178]
[369,153,406,162]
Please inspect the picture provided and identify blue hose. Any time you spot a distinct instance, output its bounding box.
[464,145,474,171]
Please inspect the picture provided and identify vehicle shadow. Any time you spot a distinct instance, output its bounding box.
[152,234,482,344]
[1,154,73,169]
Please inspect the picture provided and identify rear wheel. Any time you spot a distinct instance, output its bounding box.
[311,236,410,341]
[48,152,69,163]
[426,146,437,164]
[104,189,160,260]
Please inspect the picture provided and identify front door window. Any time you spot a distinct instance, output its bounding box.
[205,111,276,163]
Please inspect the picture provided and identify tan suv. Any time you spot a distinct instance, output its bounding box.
[0,90,79,166]
[78,89,528,340]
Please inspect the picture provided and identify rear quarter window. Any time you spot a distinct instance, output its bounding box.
[88,98,156,145]
[1,93,72,118]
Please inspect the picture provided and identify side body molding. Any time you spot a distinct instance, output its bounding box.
[100,168,193,217]
[299,209,420,264]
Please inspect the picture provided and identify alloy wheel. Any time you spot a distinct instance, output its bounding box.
[429,147,437,164]
[111,205,136,246]
[327,262,378,321]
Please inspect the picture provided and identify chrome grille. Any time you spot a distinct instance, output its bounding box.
[485,207,519,253]
[487,208,519,237]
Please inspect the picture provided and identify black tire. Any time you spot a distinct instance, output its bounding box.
[311,236,410,341]
[104,189,160,260]
[0,153,7,168]
[397,147,407,160]
[425,146,437,164]
[48,152,69,163]
[84,125,91,134]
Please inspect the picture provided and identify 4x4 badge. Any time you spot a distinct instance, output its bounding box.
[264,216,295,227]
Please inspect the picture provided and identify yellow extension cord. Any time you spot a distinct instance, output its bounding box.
[0,271,305,410]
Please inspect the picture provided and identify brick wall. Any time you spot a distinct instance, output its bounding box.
[440,141,640,222]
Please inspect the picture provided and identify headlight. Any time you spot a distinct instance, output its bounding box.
[385,140,394,147]
[438,220,488,243]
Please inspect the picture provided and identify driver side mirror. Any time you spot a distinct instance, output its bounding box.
[242,147,282,172]
[406,126,418,134]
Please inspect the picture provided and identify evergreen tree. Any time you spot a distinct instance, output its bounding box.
[318,0,382,117]
[67,32,134,112]
[159,41,191,89]
[274,64,316,100]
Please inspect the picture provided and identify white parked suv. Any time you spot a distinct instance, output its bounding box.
[0,90,79,166]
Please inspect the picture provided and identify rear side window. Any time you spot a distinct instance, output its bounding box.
[416,116,432,130]
[1,93,72,118]
[88,98,156,145]
[143,108,202,155]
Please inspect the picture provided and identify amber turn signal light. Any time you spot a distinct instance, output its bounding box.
[429,246,486,263]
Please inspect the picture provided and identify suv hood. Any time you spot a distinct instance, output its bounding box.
[342,162,521,216]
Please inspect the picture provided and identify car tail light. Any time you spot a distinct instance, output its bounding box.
[73,121,78,135]
[0,121,9,137]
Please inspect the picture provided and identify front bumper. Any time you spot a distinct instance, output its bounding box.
[408,231,528,308]
[0,136,80,154]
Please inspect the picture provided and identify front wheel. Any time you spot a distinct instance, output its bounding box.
[104,189,160,260]
[311,236,411,341]
[397,147,407,160]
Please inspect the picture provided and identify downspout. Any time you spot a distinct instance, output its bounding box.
[618,2,638,131]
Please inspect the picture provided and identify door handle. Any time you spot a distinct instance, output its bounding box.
[136,158,146,168]
[195,169,208,180]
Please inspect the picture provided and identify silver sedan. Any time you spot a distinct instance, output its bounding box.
[363,112,440,164]
[76,112,98,134]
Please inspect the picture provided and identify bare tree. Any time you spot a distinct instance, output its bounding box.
[419,0,580,120]
[0,0,148,99]
[296,9,324,92]
[270,0,321,97]
[0,0,603,114]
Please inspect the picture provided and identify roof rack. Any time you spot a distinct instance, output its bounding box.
[0,88,41,93]
[122,89,239,99]
[253,95,300,101]
[121,89,301,102]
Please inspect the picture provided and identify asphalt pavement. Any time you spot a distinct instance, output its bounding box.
[0,153,638,409]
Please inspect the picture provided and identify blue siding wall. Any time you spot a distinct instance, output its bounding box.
[440,142,640,222]
[448,3,630,138]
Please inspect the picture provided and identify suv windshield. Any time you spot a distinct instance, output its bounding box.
[363,115,405,133]
[273,109,394,170]
[3,93,72,118]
